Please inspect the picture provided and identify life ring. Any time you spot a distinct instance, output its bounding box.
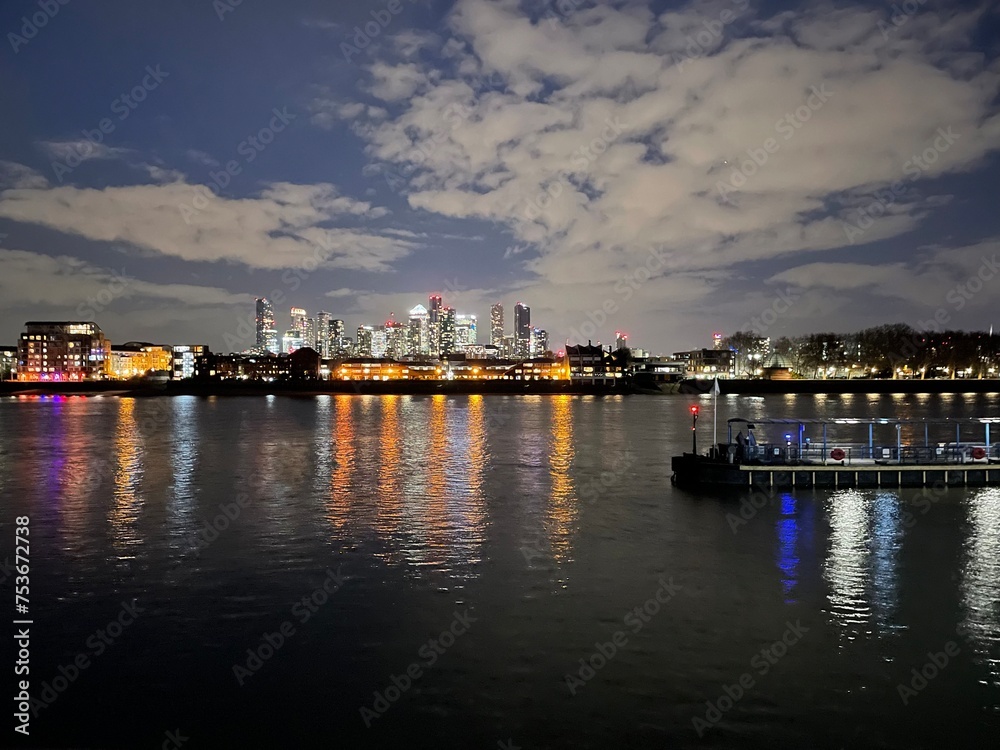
[830,448,846,461]
[972,447,987,460]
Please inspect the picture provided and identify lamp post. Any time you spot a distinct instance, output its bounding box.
[690,405,699,455]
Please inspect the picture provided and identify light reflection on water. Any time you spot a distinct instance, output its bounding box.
[961,488,1000,688]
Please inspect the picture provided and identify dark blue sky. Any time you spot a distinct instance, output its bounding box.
[1,0,998,352]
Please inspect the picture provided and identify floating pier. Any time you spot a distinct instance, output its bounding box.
[671,416,1000,489]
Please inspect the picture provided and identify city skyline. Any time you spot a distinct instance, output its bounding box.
[1,1,998,353]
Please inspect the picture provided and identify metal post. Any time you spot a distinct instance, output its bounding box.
[987,423,991,456]
[869,423,873,459]
[924,422,929,464]
[823,423,827,466]
[798,424,803,461]
[692,410,698,455]
[728,422,732,444]
[897,424,902,465]
[956,423,961,463]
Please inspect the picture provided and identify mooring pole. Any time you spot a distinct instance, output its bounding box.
[957,423,961,463]
[690,405,699,455]
[868,423,874,459]
[897,424,902,464]
[823,423,828,465]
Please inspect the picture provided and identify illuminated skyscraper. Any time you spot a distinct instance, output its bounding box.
[305,317,316,351]
[316,311,332,357]
[616,331,629,351]
[408,304,428,355]
[290,307,307,338]
[440,307,456,355]
[384,317,408,358]
[514,302,531,358]
[255,298,275,352]
[330,319,345,355]
[356,325,374,357]
[456,314,477,350]
[490,303,504,348]
[428,295,443,356]
[531,328,549,356]
[282,329,304,354]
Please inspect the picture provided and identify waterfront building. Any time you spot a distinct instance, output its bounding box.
[490,303,504,348]
[17,321,111,381]
[255,298,275,352]
[456,314,477,350]
[334,358,410,381]
[172,345,208,379]
[514,303,531,358]
[500,357,568,381]
[565,343,624,386]
[440,307,457,356]
[0,346,16,380]
[109,343,173,379]
[673,348,736,378]
[282,329,305,354]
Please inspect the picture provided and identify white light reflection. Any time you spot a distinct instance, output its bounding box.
[960,488,1000,687]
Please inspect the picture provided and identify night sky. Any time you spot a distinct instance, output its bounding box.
[1,0,998,353]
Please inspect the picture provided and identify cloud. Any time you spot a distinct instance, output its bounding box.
[37,139,133,164]
[0,171,414,272]
[328,0,1000,345]
[0,161,48,190]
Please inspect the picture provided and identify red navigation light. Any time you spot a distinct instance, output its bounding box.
[690,405,699,415]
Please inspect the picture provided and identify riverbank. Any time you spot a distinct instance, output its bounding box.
[678,378,1000,395]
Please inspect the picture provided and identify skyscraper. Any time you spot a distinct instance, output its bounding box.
[490,303,504,348]
[290,307,307,339]
[439,307,456,355]
[428,295,442,356]
[255,298,275,352]
[305,317,316,351]
[456,314,477,350]
[356,325,374,357]
[330,319,345,355]
[616,331,629,351]
[408,304,428,355]
[316,311,332,357]
[514,302,531,358]
[531,328,549,356]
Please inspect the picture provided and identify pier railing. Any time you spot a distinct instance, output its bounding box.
[738,442,999,466]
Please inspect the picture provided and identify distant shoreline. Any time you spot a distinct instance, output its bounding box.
[1,378,997,398]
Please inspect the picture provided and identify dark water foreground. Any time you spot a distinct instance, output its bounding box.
[1,393,999,748]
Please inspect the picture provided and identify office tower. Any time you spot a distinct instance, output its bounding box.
[384,317,408,358]
[264,329,279,355]
[616,331,629,351]
[490,303,504,348]
[290,307,307,339]
[531,328,549,356]
[330,319,345,355]
[305,317,316,351]
[255,298,275,351]
[16,321,110,381]
[428,295,442,356]
[408,305,429,355]
[316,312,332,357]
[503,334,515,359]
[371,326,389,358]
[439,307,456,355]
[514,302,531,358]
[356,325,374,357]
[456,314,477,350]
[282,329,304,354]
